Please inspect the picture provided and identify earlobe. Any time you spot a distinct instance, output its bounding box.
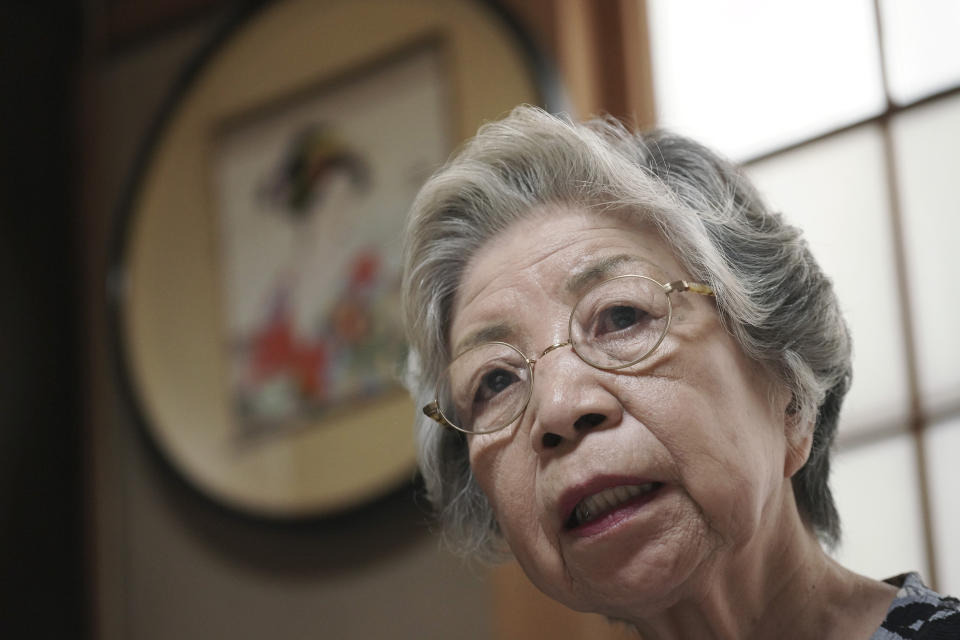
[780,391,814,478]
[784,424,814,478]
[774,386,815,478]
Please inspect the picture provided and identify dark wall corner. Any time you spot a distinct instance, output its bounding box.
[0,2,86,638]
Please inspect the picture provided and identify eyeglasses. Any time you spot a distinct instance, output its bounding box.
[423,274,715,435]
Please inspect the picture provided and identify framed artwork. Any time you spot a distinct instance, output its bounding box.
[215,43,444,442]
[110,0,558,519]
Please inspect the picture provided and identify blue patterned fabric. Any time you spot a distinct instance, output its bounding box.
[871,573,960,639]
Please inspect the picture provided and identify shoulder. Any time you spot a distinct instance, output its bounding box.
[873,573,960,639]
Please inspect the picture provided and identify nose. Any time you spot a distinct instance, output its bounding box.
[527,344,623,454]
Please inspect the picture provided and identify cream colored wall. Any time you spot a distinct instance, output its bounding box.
[84,14,491,640]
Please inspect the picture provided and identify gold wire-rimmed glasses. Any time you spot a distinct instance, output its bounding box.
[423,275,715,435]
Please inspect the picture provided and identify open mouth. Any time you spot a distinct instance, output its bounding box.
[564,482,663,530]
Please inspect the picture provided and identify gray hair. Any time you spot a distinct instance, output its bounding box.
[401,105,849,557]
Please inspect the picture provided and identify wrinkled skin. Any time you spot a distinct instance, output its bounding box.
[450,207,895,639]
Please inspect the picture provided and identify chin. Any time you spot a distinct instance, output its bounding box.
[524,531,714,622]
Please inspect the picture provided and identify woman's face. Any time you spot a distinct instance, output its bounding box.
[450,207,801,618]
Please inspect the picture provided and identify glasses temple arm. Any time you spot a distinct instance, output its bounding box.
[423,400,455,429]
[665,280,715,296]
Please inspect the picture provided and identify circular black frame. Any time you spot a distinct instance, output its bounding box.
[105,0,564,527]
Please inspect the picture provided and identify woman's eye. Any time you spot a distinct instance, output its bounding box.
[597,304,647,334]
[475,368,517,402]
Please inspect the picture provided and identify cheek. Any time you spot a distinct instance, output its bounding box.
[677,383,786,540]
[468,435,539,530]
[628,345,787,540]
[468,437,563,574]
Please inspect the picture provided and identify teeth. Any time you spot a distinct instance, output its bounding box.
[572,483,658,527]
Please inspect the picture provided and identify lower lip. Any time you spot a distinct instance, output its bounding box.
[566,485,664,539]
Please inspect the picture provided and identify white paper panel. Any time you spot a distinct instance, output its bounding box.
[925,416,960,596]
[878,0,960,105]
[746,125,909,437]
[648,0,886,160]
[831,434,926,580]
[891,93,960,413]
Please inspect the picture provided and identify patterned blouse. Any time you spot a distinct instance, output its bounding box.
[872,573,960,639]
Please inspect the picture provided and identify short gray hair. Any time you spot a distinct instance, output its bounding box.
[401,105,849,557]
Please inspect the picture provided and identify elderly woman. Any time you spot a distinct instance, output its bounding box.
[400,106,959,639]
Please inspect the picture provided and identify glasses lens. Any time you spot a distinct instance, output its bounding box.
[437,342,532,434]
[570,275,671,369]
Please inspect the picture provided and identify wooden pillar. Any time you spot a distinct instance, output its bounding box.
[553,0,655,127]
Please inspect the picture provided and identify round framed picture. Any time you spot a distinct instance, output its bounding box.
[109,0,560,519]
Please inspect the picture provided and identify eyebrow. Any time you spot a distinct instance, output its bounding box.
[451,254,660,357]
[452,322,516,358]
[564,254,647,297]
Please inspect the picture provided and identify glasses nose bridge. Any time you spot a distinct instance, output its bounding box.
[527,339,573,373]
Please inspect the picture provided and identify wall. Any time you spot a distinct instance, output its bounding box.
[0,3,84,638]
[81,7,493,639]
[80,1,662,637]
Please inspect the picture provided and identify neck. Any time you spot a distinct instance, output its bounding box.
[622,490,896,640]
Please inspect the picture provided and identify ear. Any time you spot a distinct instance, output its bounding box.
[782,394,814,478]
